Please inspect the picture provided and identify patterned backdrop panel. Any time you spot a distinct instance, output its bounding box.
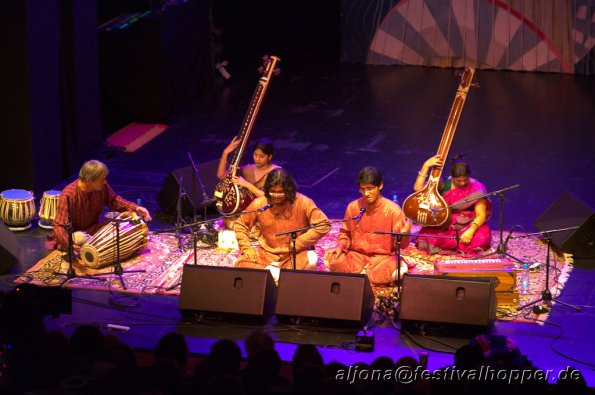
[342,0,595,74]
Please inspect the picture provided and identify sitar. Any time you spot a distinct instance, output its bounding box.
[402,67,476,228]
[213,55,281,215]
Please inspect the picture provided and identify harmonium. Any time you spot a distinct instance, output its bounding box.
[434,258,519,307]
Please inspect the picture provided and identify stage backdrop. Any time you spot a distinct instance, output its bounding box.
[342,0,595,74]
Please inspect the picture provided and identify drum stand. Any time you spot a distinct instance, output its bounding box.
[53,197,106,286]
[515,228,581,314]
[95,218,146,290]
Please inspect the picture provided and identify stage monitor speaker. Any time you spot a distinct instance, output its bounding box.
[275,270,374,328]
[157,159,219,216]
[178,265,277,323]
[400,275,497,335]
[533,191,595,259]
[0,222,19,274]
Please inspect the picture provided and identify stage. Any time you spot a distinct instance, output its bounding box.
[1,60,594,389]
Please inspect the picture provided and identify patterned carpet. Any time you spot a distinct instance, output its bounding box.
[17,223,572,323]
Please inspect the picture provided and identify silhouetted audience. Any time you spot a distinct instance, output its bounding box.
[245,331,276,362]
[1,287,592,395]
[155,332,189,372]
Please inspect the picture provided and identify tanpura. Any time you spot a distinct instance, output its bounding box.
[402,67,476,227]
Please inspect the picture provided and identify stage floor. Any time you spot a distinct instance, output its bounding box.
[2,62,594,387]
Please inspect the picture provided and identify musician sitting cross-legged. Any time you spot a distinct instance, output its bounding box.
[233,169,329,275]
[52,160,152,251]
[413,154,491,255]
[324,167,412,286]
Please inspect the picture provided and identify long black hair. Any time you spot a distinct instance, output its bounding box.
[264,168,297,202]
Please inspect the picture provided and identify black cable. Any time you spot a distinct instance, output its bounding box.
[544,320,595,368]
[398,326,456,354]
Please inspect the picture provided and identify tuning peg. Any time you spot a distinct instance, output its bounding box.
[273,67,281,76]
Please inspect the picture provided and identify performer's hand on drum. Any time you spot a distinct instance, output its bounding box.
[136,206,152,222]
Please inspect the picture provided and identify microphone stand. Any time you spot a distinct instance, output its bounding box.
[157,206,271,290]
[187,152,213,223]
[53,197,106,285]
[468,185,525,263]
[94,217,146,290]
[188,152,217,247]
[434,184,523,263]
[514,226,581,313]
[373,231,454,294]
[275,215,360,270]
[170,174,191,251]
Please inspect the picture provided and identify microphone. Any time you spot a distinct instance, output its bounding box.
[258,203,272,212]
[356,207,366,224]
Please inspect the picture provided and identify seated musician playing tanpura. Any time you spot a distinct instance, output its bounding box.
[217,137,281,198]
[413,154,491,255]
[217,137,281,231]
[53,160,152,251]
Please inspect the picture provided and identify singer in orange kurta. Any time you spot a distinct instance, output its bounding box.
[325,167,411,286]
[234,169,329,270]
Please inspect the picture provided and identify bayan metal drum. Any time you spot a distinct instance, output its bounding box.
[38,190,61,229]
[0,189,36,231]
[80,212,149,269]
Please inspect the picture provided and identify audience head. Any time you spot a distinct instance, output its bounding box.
[292,344,324,374]
[209,339,242,375]
[245,331,275,361]
[69,325,104,358]
[155,332,188,370]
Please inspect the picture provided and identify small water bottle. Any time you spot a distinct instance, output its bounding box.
[391,193,399,205]
[136,198,142,206]
[520,263,530,294]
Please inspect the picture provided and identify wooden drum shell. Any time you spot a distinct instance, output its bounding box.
[80,213,148,269]
[0,189,36,231]
[38,190,61,229]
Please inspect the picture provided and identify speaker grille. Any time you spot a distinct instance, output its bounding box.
[400,274,497,328]
[179,265,277,322]
[275,270,374,327]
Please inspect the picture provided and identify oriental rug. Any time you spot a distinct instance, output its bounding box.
[17,223,572,324]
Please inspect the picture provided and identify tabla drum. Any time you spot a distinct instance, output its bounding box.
[38,190,61,229]
[0,189,36,231]
[80,212,149,269]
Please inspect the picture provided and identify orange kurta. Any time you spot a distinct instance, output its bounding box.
[328,196,411,285]
[234,193,329,269]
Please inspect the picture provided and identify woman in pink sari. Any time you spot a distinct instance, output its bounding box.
[413,154,492,255]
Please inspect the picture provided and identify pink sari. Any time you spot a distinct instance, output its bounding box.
[416,178,492,255]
